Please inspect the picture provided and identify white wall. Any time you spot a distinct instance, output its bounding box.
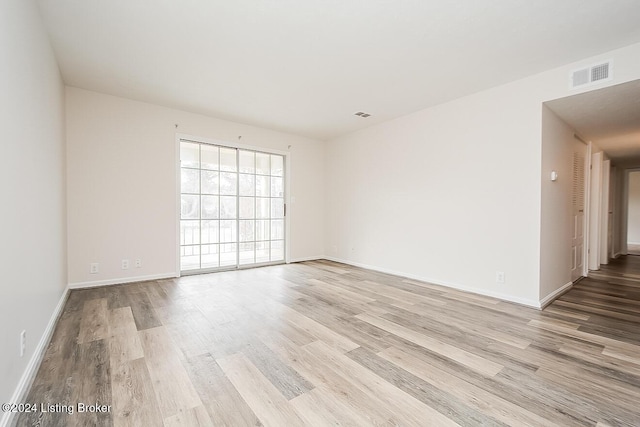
[325,41,640,307]
[326,80,543,306]
[0,0,66,414]
[539,106,585,300]
[628,171,640,244]
[611,161,640,255]
[66,88,325,286]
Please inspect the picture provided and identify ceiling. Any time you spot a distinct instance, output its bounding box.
[37,0,640,140]
[546,79,640,162]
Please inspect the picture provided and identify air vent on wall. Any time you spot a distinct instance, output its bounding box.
[571,60,612,89]
[354,111,372,118]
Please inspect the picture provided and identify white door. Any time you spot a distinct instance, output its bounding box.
[608,167,616,259]
[571,151,586,282]
[179,140,286,273]
[600,160,610,265]
[589,152,603,271]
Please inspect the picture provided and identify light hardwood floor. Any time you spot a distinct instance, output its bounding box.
[16,258,640,426]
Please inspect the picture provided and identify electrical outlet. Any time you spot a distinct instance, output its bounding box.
[20,330,26,357]
[496,271,505,284]
[90,263,99,274]
[122,259,129,270]
[135,259,142,268]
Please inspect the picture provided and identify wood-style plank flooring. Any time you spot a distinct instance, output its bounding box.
[16,257,640,426]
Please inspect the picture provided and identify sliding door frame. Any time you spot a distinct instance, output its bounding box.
[175,133,291,276]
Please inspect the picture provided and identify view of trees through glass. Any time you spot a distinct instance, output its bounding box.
[180,141,285,271]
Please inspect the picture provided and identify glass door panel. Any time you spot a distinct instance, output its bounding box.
[179,140,285,273]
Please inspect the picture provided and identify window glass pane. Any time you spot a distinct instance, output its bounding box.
[239,174,255,196]
[220,196,237,219]
[220,147,237,172]
[181,168,199,194]
[201,145,219,170]
[256,241,269,263]
[256,152,270,175]
[220,243,237,266]
[271,177,283,197]
[180,142,199,168]
[201,171,219,194]
[256,198,270,219]
[239,150,255,173]
[219,220,237,243]
[256,175,270,197]
[201,196,219,219]
[201,244,219,268]
[239,242,255,265]
[239,197,255,219]
[256,220,270,241]
[181,195,199,219]
[270,240,284,261]
[239,220,255,242]
[181,245,200,270]
[220,172,237,195]
[271,219,284,240]
[201,220,219,244]
[180,142,284,271]
[271,198,284,218]
[180,220,200,245]
[271,155,283,176]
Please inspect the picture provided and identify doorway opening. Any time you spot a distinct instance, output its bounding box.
[627,171,640,255]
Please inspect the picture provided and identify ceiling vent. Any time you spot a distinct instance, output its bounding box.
[571,60,612,89]
[354,111,371,118]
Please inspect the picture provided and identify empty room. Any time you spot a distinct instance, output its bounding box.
[3,0,640,426]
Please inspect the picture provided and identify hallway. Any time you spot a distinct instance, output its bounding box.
[552,255,640,347]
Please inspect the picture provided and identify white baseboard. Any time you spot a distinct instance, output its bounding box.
[1,287,70,427]
[627,241,640,245]
[539,281,573,309]
[289,255,324,263]
[323,256,542,309]
[68,272,178,289]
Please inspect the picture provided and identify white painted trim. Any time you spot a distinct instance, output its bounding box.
[289,255,324,263]
[324,256,542,309]
[0,287,70,427]
[583,142,592,277]
[627,241,640,245]
[175,134,182,277]
[539,281,573,309]
[68,272,178,289]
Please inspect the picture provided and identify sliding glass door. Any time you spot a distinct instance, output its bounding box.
[179,139,285,273]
